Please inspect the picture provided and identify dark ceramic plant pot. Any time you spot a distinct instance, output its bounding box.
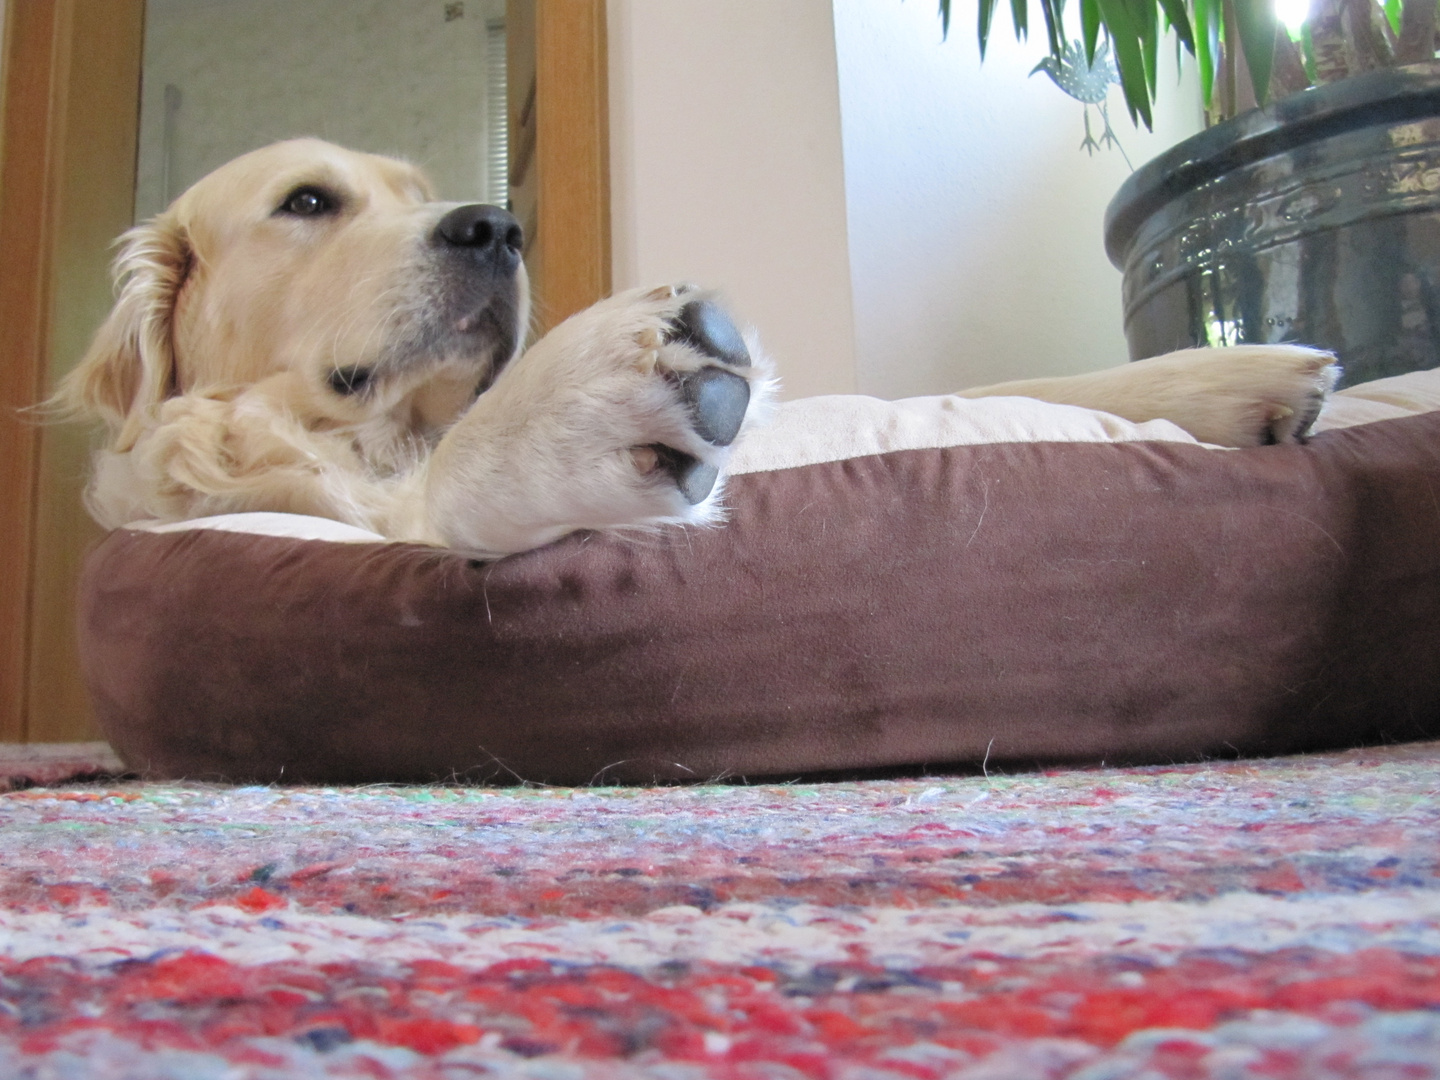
[1105,62,1440,387]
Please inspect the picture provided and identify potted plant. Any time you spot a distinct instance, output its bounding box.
[948,0,1440,385]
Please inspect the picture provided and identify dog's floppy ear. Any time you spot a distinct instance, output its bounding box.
[55,214,191,451]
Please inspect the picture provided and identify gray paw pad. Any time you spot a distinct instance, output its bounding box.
[670,300,751,368]
[651,445,720,505]
[677,367,750,447]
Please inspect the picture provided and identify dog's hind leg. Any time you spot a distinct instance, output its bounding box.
[956,345,1339,447]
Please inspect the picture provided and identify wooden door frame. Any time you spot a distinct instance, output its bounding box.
[511,0,611,335]
[0,0,610,742]
[0,0,144,744]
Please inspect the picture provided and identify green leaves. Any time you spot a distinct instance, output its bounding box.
[972,0,1068,58]
[959,0,1432,128]
[1096,0,1159,126]
[1039,0,1066,54]
[1383,0,1404,35]
[1232,0,1279,106]
[1082,0,1104,61]
[1157,0,1198,52]
[970,0,1182,126]
[1193,0,1221,107]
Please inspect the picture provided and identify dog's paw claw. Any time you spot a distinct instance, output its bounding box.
[1261,356,1337,444]
[670,299,751,368]
[1284,387,1329,444]
[676,366,750,447]
[650,445,720,504]
[1152,345,1339,447]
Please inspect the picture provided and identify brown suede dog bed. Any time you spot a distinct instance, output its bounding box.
[79,373,1440,784]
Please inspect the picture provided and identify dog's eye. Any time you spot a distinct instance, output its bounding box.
[278,186,338,217]
[328,366,372,395]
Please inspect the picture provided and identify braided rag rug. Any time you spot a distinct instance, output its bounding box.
[2,740,1439,1079]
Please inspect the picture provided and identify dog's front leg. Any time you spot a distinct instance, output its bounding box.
[397,286,774,557]
[957,345,1339,446]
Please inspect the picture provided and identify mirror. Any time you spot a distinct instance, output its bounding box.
[135,0,509,220]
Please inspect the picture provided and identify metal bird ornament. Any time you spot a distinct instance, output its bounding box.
[1032,39,1130,164]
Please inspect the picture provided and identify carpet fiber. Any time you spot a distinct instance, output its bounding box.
[1,740,1438,1078]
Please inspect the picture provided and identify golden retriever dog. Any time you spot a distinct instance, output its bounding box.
[57,139,1338,556]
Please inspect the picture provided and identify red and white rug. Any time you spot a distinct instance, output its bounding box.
[2,740,1438,1078]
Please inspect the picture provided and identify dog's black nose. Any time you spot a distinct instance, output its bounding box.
[435,204,524,258]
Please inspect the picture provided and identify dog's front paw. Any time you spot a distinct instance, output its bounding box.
[421,285,775,555]
[627,291,768,505]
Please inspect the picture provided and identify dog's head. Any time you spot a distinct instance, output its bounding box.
[61,138,528,450]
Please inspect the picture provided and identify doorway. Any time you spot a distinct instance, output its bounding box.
[0,0,609,742]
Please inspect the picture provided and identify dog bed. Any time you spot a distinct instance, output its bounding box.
[78,370,1440,784]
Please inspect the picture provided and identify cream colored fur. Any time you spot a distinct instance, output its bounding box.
[959,344,1339,447]
[56,140,774,556]
[59,139,1335,557]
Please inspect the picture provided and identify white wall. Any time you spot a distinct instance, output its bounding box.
[834,0,1204,397]
[608,1,1205,400]
[607,0,858,398]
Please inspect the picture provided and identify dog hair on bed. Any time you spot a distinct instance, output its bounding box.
[55,138,1338,557]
